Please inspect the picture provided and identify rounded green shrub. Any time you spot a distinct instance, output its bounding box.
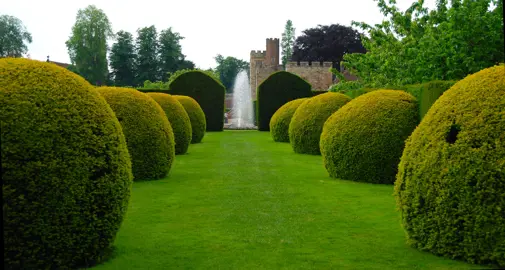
[394,65,505,267]
[173,95,206,143]
[289,93,351,154]
[269,98,309,142]
[98,87,175,180]
[168,70,225,131]
[257,71,313,131]
[147,93,192,155]
[320,90,418,184]
[0,58,132,269]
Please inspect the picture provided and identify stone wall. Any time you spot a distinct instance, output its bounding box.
[225,93,233,109]
[286,61,334,90]
[250,65,281,100]
[249,38,282,101]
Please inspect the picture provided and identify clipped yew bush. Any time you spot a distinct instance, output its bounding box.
[168,70,225,131]
[402,80,457,120]
[98,87,175,180]
[269,98,309,142]
[1,58,132,269]
[320,90,418,184]
[174,95,206,143]
[147,93,192,154]
[289,93,351,154]
[394,65,505,267]
[257,71,312,131]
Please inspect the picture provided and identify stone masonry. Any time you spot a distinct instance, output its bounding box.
[249,37,359,99]
[285,61,333,90]
[249,38,282,100]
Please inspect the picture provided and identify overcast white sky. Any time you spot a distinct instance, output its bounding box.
[2,0,436,69]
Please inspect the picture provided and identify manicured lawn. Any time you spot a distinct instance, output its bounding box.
[93,130,481,269]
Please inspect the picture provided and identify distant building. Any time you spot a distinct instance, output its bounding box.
[249,38,282,100]
[249,38,359,98]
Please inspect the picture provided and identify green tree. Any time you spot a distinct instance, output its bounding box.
[342,0,504,87]
[135,25,159,85]
[292,24,366,69]
[158,27,185,81]
[214,54,249,93]
[281,19,296,69]
[65,5,114,86]
[178,58,195,70]
[109,30,136,86]
[0,14,32,57]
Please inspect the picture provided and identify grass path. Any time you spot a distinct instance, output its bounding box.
[93,131,480,269]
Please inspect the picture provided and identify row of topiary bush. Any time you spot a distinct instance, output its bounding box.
[0,58,208,269]
[267,65,505,267]
[137,70,226,132]
[270,89,418,183]
[335,80,456,121]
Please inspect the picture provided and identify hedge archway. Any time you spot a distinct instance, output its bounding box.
[168,70,225,131]
[257,71,312,131]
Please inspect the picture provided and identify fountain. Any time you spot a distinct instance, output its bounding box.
[226,70,256,129]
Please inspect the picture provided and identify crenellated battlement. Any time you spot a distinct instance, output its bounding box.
[250,50,266,58]
[286,61,333,68]
[266,38,279,42]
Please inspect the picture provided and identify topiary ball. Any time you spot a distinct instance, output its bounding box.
[320,90,418,184]
[173,95,206,144]
[394,65,505,267]
[147,93,192,155]
[269,98,309,142]
[97,87,175,180]
[289,93,351,154]
[0,58,132,269]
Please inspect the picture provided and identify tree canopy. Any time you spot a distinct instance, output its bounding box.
[159,27,186,81]
[291,24,366,69]
[214,54,249,93]
[66,5,114,86]
[135,25,159,84]
[342,0,504,87]
[0,14,32,57]
[281,20,296,69]
[109,30,136,86]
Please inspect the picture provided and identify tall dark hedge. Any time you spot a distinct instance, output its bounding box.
[312,90,327,96]
[401,80,457,120]
[253,100,258,126]
[395,65,505,267]
[168,70,225,131]
[320,90,418,184]
[174,95,206,143]
[257,71,312,131]
[1,58,133,269]
[147,93,192,155]
[98,87,175,180]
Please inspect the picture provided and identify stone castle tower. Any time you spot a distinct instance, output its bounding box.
[250,38,282,100]
[250,38,346,99]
